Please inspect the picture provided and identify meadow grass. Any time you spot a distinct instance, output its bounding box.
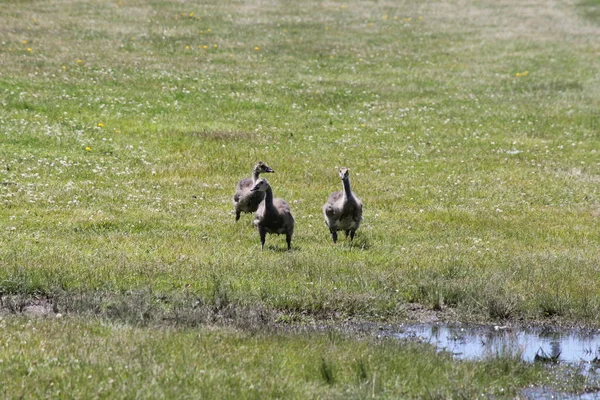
[0,315,571,399]
[2,0,600,395]
[1,0,600,320]
[2,0,599,323]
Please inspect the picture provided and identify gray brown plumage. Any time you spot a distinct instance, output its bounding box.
[322,167,363,243]
[251,178,294,250]
[233,161,274,221]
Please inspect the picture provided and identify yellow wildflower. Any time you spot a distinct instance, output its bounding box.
[206,28,211,33]
[27,48,32,52]
[213,44,218,48]
[254,46,260,51]
[22,40,28,45]
[418,16,423,20]
[382,15,388,20]
[97,123,104,128]
[523,70,529,76]
[62,65,66,71]
[202,45,208,49]
[329,55,334,59]
[85,147,92,151]
[185,45,190,50]
[515,72,521,77]
[77,59,83,63]
[189,11,195,17]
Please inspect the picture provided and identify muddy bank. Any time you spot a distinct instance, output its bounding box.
[2,292,600,334]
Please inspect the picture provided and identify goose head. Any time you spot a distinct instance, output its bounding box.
[339,167,350,180]
[250,178,270,192]
[254,161,274,174]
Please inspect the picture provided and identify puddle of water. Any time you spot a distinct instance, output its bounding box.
[395,324,600,364]
[394,324,600,399]
[521,386,600,400]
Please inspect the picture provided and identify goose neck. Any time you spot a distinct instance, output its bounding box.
[252,169,261,182]
[264,186,274,206]
[342,178,353,198]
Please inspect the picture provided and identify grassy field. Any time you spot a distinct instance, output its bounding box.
[2,316,578,399]
[1,0,600,396]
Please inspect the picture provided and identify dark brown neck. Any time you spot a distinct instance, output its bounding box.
[264,186,274,207]
[342,178,353,199]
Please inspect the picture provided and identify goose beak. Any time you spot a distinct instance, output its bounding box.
[266,167,274,173]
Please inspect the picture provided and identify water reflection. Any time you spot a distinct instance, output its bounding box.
[521,386,600,400]
[395,324,600,364]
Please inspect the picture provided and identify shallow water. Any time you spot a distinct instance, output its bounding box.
[395,324,600,364]
[395,324,600,398]
[521,386,600,400]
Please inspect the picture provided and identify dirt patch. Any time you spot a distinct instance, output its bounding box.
[0,296,57,317]
[402,302,459,324]
[2,293,598,334]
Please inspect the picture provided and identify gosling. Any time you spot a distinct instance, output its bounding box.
[232,161,274,221]
[322,167,363,243]
[251,178,294,250]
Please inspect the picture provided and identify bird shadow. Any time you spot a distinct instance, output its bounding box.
[344,236,371,250]
[263,245,299,253]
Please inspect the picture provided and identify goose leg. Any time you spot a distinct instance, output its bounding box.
[286,234,292,251]
[259,228,266,250]
[344,230,350,237]
[350,229,356,241]
[330,229,338,244]
[235,211,241,221]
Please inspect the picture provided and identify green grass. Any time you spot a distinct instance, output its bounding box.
[580,0,600,22]
[2,0,599,323]
[0,316,569,398]
[2,0,600,395]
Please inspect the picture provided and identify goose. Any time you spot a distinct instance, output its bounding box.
[250,178,294,250]
[322,167,363,243]
[233,161,274,221]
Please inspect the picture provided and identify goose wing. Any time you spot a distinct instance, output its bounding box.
[233,177,253,203]
[352,199,363,224]
[323,191,343,218]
